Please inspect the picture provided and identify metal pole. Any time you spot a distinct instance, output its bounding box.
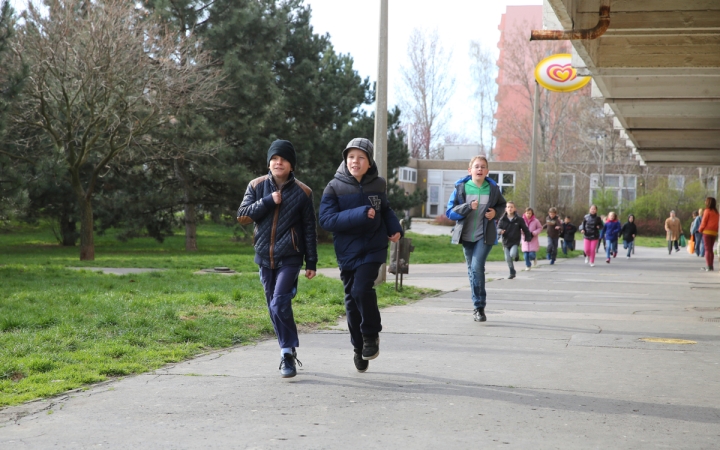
[374,0,388,181]
[529,81,540,209]
[374,0,389,284]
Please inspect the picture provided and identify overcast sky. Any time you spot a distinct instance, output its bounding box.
[304,0,542,142]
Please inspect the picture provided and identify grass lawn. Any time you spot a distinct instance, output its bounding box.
[633,235,672,248]
[0,222,436,407]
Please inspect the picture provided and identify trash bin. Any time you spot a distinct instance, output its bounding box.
[388,237,414,290]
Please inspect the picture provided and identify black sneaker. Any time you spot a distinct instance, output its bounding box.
[473,308,487,322]
[279,352,301,378]
[353,348,369,372]
[508,273,516,280]
[362,335,379,360]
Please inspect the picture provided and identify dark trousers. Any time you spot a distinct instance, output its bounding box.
[668,240,679,254]
[340,262,383,350]
[547,237,559,261]
[561,239,575,255]
[259,265,301,349]
[703,234,716,270]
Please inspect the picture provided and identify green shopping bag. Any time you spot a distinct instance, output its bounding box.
[679,234,687,247]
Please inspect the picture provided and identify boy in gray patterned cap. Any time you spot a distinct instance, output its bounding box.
[319,138,403,372]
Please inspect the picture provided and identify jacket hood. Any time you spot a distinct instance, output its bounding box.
[334,160,378,185]
[454,175,499,188]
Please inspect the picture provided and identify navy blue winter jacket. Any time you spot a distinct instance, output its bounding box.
[319,162,403,271]
[237,172,318,271]
[603,219,622,242]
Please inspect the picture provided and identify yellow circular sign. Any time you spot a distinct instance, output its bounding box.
[534,54,591,92]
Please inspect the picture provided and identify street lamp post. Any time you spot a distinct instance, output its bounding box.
[373,0,388,181]
[529,81,540,209]
[374,0,389,283]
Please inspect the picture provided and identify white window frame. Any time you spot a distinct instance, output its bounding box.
[558,173,575,205]
[589,173,637,206]
[398,166,417,184]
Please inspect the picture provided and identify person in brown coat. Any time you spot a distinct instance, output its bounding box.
[664,210,683,255]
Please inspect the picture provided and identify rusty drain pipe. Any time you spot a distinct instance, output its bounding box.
[530,5,610,40]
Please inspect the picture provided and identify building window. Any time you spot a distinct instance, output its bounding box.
[398,167,417,183]
[668,175,684,191]
[558,173,575,205]
[428,185,440,216]
[704,176,718,196]
[589,173,637,206]
[488,171,515,195]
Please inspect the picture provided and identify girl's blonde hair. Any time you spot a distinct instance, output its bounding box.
[469,155,489,168]
[608,211,616,220]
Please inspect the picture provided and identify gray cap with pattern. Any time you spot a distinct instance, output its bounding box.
[342,138,375,167]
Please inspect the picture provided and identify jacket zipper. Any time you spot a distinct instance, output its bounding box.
[269,179,291,269]
[291,227,298,252]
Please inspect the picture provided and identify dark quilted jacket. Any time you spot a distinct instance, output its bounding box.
[580,213,603,240]
[237,172,318,270]
[319,162,403,271]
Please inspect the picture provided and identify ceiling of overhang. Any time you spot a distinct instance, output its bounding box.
[545,0,720,166]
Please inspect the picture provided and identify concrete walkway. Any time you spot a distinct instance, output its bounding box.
[2,246,720,449]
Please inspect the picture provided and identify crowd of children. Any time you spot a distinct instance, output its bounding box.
[238,144,718,378]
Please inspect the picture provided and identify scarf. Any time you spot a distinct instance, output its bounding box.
[524,214,534,227]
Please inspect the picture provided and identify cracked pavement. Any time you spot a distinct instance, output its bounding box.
[1,246,720,449]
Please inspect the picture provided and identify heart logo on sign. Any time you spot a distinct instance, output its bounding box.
[546,64,577,83]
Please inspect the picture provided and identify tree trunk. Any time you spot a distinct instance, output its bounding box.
[175,159,197,251]
[59,213,78,246]
[184,201,198,251]
[78,196,95,260]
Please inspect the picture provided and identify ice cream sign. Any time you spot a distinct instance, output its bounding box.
[534,54,591,92]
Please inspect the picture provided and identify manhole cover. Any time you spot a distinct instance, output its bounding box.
[700,318,720,323]
[639,338,696,345]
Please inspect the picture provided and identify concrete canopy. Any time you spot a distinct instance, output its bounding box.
[544,0,720,166]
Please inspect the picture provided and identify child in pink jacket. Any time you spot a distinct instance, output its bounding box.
[521,207,543,271]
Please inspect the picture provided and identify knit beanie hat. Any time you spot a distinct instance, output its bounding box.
[342,138,375,167]
[267,140,296,170]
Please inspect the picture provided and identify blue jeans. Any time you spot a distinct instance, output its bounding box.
[623,240,634,257]
[546,237,559,261]
[462,240,493,309]
[503,244,518,275]
[694,232,705,257]
[561,239,575,255]
[523,251,536,268]
[605,239,618,259]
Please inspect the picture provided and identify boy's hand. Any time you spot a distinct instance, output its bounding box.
[485,208,495,219]
[305,270,316,280]
[499,230,505,235]
[389,232,401,243]
[272,191,282,204]
[367,207,376,219]
[470,200,478,210]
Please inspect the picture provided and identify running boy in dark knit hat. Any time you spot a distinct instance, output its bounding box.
[237,139,318,378]
[319,138,403,373]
